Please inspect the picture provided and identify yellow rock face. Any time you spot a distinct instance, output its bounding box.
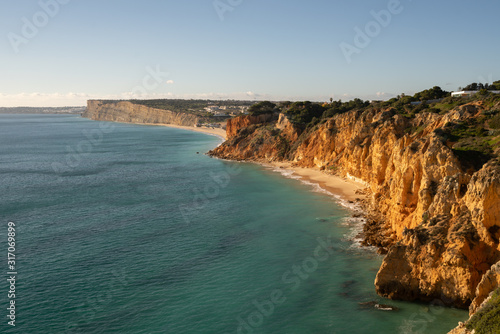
[85,100,201,127]
[211,104,500,309]
[470,261,500,315]
[226,114,275,139]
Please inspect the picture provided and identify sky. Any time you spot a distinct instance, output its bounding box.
[0,0,499,107]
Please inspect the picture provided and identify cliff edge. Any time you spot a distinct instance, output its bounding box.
[84,100,202,127]
[209,97,500,313]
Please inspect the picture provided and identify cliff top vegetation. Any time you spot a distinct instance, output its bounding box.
[246,82,500,164]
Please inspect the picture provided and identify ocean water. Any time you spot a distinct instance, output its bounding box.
[0,114,466,333]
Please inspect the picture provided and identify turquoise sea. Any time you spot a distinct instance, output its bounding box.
[0,114,466,333]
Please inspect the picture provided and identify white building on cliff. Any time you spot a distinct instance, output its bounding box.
[451,90,500,97]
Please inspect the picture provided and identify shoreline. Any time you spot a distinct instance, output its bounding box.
[149,123,227,140]
[261,161,368,202]
[260,161,382,252]
[81,115,228,140]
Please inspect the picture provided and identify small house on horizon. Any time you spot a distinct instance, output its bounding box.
[451,90,500,97]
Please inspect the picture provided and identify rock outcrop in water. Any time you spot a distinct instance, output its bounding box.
[209,100,500,311]
[84,100,202,126]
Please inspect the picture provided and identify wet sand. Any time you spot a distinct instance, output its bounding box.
[265,162,367,201]
[149,123,227,140]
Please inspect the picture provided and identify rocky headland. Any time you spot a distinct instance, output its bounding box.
[84,100,203,126]
[84,100,228,139]
[208,94,500,330]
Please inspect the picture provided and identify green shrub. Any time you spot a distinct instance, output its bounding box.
[467,287,500,333]
[248,101,277,116]
[490,114,500,129]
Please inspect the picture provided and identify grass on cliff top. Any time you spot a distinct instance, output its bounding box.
[467,287,500,333]
[431,105,500,170]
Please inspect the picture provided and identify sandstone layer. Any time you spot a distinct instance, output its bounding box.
[84,100,202,127]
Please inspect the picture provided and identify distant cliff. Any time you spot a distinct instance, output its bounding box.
[209,99,500,314]
[84,100,202,126]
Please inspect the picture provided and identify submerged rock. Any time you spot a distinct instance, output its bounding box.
[359,301,399,311]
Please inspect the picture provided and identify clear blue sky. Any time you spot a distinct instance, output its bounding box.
[1,0,499,106]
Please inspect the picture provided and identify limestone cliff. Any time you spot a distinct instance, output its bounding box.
[448,264,500,333]
[209,103,500,311]
[226,114,276,139]
[470,260,500,315]
[84,100,202,126]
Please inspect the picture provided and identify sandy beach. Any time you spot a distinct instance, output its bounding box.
[148,123,227,140]
[266,162,368,202]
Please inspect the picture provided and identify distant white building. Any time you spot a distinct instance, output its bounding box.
[213,111,228,117]
[451,90,500,97]
[204,106,221,112]
[451,91,478,97]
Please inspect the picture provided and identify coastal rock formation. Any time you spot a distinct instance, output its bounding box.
[84,100,202,127]
[470,260,500,315]
[463,161,500,251]
[447,323,472,334]
[213,113,293,161]
[226,114,276,139]
[375,160,500,307]
[448,266,500,333]
[209,104,500,310]
[276,113,301,142]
